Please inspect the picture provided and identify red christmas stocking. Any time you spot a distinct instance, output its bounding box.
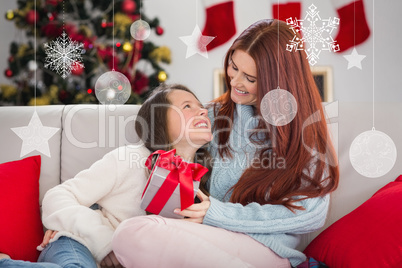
[331,0,370,52]
[272,1,301,22]
[202,0,236,51]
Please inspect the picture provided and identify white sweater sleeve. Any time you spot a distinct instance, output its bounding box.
[41,146,148,262]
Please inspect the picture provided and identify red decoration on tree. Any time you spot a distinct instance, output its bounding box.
[132,71,149,94]
[101,19,107,28]
[47,12,55,21]
[46,0,61,6]
[121,0,137,14]
[71,62,84,76]
[41,23,63,38]
[156,26,164,36]
[129,41,144,65]
[25,10,39,25]
[59,90,69,101]
[5,69,13,77]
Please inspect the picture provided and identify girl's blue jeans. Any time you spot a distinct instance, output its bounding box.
[0,237,97,268]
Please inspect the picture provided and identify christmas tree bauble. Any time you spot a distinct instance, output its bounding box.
[101,19,107,28]
[157,71,167,82]
[26,10,39,25]
[28,60,38,71]
[5,10,14,20]
[122,42,133,52]
[121,0,137,14]
[47,12,55,21]
[5,69,13,78]
[71,62,84,76]
[156,26,164,36]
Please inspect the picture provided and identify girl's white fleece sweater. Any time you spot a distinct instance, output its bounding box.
[41,145,151,262]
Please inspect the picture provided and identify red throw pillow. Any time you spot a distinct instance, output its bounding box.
[304,175,402,267]
[0,155,44,262]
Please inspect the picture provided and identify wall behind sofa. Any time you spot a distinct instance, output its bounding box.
[1,0,401,104]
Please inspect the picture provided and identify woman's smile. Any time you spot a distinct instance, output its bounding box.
[233,87,249,95]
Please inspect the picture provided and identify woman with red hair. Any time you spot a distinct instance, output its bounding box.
[112,19,339,268]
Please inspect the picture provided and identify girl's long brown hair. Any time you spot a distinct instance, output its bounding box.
[213,19,339,211]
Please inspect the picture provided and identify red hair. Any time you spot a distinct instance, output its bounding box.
[213,19,339,211]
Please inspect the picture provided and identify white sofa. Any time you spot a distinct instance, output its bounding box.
[0,102,400,252]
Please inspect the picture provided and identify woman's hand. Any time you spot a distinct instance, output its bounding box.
[174,190,210,224]
[37,230,58,250]
[100,251,123,268]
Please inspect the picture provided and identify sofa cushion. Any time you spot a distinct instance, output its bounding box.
[60,105,141,182]
[0,105,64,203]
[304,175,402,267]
[0,155,44,262]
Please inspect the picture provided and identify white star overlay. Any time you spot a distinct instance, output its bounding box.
[286,4,340,66]
[343,47,366,70]
[44,31,84,79]
[11,111,60,158]
[179,25,215,59]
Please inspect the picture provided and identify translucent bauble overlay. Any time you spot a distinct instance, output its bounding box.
[95,71,131,105]
[260,88,297,126]
[349,129,397,178]
[130,19,151,41]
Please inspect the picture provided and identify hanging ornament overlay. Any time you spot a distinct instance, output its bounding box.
[179,25,215,59]
[343,47,366,70]
[350,129,397,178]
[260,88,297,126]
[11,111,60,158]
[95,71,131,105]
[44,31,85,79]
[130,19,151,40]
[286,4,340,66]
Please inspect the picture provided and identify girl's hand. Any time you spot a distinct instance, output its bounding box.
[174,190,210,224]
[37,230,58,250]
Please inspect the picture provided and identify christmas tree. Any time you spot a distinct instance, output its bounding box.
[2,0,170,105]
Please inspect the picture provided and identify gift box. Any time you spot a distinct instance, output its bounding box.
[140,149,208,219]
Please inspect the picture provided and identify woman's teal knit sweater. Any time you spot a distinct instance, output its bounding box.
[204,104,329,267]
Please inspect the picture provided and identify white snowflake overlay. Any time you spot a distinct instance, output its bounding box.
[44,31,85,79]
[286,4,340,66]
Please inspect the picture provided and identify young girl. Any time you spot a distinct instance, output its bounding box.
[34,83,212,268]
[111,19,339,268]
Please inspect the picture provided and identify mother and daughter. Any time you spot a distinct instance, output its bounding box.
[0,19,338,268]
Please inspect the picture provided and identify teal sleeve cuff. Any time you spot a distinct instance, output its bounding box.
[203,196,232,228]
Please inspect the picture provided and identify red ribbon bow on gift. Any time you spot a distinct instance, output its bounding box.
[143,149,208,215]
